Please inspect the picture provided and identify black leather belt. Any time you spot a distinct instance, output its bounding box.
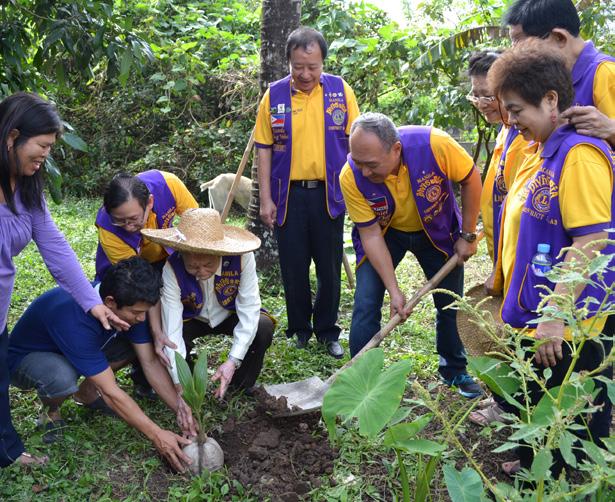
[291,180,323,189]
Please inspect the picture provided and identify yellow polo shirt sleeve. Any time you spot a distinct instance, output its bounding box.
[429,128,475,182]
[162,171,198,214]
[339,161,377,226]
[594,61,615,118]
[560,143,612,232]
[254,89,273,147]
[98,228,137,264]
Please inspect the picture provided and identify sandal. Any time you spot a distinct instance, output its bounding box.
[36,418,66,444]
[502,460,521,477]
[16,452,48,467]
[469,403,510,426]
[478,396,495,409]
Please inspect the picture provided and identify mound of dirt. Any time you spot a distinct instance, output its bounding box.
[215,406,337,501]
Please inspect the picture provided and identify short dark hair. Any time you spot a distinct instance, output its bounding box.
[488,48,573,112]
[0,93,63,213]
[103,173,150,213]
[286,27,327,61]
[468,50,502,77]
[504,0,580,38]
[99,257,161,309]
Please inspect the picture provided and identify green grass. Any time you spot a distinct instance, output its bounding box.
[1,197,493,501]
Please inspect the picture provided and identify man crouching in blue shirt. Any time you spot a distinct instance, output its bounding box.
[8,257,195,472]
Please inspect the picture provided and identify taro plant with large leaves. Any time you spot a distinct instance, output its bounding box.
[322,348,446,502]
[175,350,224,475]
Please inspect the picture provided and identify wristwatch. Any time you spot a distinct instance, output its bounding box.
[460,231,477,243]
[228,355,242,369]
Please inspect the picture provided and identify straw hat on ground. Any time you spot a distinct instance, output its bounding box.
[457,284,505,357]
[140,208,260,255]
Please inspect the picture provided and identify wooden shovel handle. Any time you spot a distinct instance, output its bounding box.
[325,231,484,385]
[220,127,255,223]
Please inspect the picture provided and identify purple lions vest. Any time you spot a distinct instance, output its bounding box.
[95,170,177,280]
[492,126,520,263]
[349,126,462,266]
[501,126,615,328]
[571,42,615,107]
[168,252,242,320]
[268,73,349,225]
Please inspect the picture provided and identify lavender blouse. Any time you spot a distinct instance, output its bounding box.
[0,190,100,331]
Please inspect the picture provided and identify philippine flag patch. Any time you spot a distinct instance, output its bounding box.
[271,114,285,128]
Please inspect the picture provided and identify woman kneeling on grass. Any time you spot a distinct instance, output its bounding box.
[0,93,128,468]
[486,48,614,476]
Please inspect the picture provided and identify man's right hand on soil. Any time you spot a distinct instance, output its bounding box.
[153,429,192,472]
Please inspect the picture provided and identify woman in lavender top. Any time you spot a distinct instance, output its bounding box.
[0,93,128,467]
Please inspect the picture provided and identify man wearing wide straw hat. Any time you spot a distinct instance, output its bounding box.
[142,208,274,398]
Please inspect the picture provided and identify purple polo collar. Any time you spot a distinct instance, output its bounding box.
[541,125,580,159]
[571,41,599,87]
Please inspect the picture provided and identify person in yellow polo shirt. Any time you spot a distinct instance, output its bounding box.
[254,27,360,358]
[488,48,614,477]
[504,0,615,453]
[95,170,198,398]
[466,50,527,292]
[340,112,484,399]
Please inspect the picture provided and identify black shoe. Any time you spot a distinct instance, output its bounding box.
[80,396,118,418]
[134,384,157,401]
[323,340,344,359]
[37,418,66,444]
[296,334,309,349]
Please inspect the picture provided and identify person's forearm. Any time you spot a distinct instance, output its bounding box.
[148,301,163,338]
[96,383,161,441]
[140,358,181,412]
[257,148,273,201]
[459,168,482,232]
[608,119,615,147]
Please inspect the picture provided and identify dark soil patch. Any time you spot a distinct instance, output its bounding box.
[214,405,338,501]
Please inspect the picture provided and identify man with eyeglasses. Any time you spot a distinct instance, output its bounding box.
[95,170,198,399]
[254,27,360,358]
[505,0,614,146]
[504,0,614,446]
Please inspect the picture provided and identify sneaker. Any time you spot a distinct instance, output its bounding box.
[443,373,484,399]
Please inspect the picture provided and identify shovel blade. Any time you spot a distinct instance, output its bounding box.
[263,376,329,415]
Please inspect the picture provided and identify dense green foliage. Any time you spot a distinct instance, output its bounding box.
[3,0,611,197]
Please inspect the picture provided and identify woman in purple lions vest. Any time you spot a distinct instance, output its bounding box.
[141,208,274,400]
[0,93,128,468]
[488,48,614,477]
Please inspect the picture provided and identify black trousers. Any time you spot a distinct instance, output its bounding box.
[274,183,344,342]
[183,313,274,390]
[516,339,606,477]
[0,326,24,467]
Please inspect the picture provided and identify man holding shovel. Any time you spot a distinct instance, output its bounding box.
[254,27,360,358]
[340,112,483,398]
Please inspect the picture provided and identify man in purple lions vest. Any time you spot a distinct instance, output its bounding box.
[505,0,614,443]
[505,0,615,146]
[95,170,198,399]
[339,112,484,399]
[142,209,274,399]
[255,27,360,359]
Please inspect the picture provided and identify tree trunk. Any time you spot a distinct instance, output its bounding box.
[246,0,301,270]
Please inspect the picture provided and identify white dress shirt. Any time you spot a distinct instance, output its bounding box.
[161,252,261,383]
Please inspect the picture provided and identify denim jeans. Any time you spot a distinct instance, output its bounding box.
[349,228,467,380]
[11,352,81,399]
[0,326,24,467]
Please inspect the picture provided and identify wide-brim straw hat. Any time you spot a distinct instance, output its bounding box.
[140,208,261,255]
[457,284,505,357]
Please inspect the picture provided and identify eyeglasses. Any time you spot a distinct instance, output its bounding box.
[109,212,147,227]
[465,93,497,106]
